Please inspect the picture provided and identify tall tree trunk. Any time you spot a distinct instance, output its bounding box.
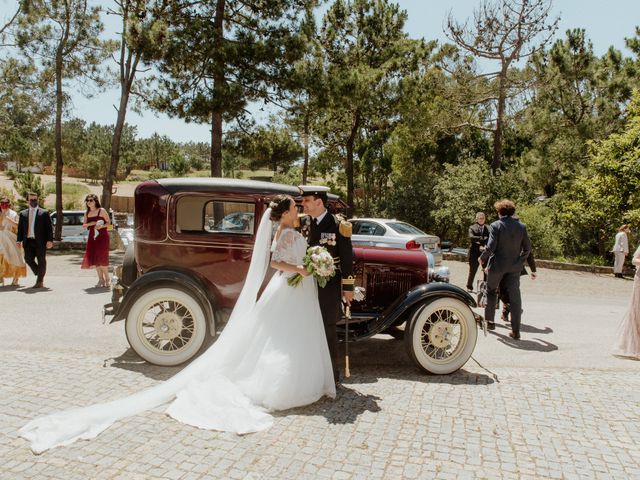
[345,110,360,216]
[103,34,140,210]
[491,69,508,173]
[210,111,223,177]
[302,112,310,184]
[210,0,225,178]
[54,51,64,241]
[103,89,130,209]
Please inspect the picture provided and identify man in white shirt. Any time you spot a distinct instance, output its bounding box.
[16,192,54,288]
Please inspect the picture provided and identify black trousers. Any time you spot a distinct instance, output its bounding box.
[484,271,522,334]
[318,278,341,382]
[467,253,481,290]
[23,238,47,283]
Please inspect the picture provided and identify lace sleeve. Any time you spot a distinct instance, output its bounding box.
[272,229,301,265]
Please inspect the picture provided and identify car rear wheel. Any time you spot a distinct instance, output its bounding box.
[125,287,208,366]
[405,298,477,375]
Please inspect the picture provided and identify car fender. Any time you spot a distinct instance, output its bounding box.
[354,283,477,340]
[108,270,216,333]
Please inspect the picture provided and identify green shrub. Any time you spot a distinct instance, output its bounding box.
[0,187,16,205]
[517,202,562,259]
[4,169,17,180]
[272,167,302,186]
[170,153,190,177]
[13,172,45,208]
[44,182,90,196]
[148,168,169,180]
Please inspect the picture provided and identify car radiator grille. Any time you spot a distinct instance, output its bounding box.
[367,270,414,301]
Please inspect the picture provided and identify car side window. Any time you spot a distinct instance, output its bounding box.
[355,221,385,236]
[204,201,255,235]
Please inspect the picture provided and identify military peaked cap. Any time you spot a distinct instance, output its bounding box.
[298,185,331,197]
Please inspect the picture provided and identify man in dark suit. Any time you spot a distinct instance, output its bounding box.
[466,211,489,292]
[299,185,354,383]
[16,192,54,288]
[480,199,531,339]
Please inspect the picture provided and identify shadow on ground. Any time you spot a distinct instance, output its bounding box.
[104,348,183,381]
[105,334,496,386]
[491,322,558,351]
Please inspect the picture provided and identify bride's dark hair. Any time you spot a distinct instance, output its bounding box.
[269,194,293,221]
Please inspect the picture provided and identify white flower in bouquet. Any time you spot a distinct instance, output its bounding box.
[288,245,336,288]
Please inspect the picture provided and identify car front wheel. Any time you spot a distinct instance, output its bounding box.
[125,287,209,366]
[405,298,477,375]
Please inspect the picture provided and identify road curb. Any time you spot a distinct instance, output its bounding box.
[443,251,634,275]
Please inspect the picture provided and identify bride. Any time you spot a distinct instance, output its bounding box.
[20,194,336,453]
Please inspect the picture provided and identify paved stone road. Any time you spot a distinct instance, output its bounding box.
[1,253,639,479]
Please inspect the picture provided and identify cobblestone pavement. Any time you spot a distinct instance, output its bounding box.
[1,253,639,479]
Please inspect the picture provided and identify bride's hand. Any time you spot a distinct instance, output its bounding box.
[297,266,311,277]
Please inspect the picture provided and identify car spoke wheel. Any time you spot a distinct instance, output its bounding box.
[125,287,208,366]
[405,298,477,374]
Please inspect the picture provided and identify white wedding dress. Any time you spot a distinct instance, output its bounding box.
[20,209,335,454]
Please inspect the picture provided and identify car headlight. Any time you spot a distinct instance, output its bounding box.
[430,266,450,283]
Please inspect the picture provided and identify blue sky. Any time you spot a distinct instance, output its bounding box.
[6,0,639,143]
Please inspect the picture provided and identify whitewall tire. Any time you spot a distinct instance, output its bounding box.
[405,298,477,375]
[125,287,209,366]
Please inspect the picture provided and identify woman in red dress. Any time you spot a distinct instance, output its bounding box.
[81,194,111,287]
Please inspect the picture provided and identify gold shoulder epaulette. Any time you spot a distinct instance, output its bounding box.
[339,220,352,238]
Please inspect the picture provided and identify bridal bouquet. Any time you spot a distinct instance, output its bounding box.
[288,245,336,288]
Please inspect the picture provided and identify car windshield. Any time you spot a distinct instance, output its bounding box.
[386,222,426,235]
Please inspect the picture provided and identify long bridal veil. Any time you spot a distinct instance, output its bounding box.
[20,208,276,454]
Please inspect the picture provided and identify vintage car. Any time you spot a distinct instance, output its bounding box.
[104,178,482,375]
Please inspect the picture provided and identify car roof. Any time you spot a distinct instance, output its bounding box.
[156,177,342,201]
[350,218,400,223]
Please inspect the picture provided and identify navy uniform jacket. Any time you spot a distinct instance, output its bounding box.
[299,212,354,291]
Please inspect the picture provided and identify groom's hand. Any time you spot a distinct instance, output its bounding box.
[343,290,353,305]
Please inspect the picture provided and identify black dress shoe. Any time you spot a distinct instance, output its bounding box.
[509,332,520,340]
[486,321,496,331]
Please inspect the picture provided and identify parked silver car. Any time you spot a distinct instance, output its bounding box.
[51,209,116,242]
[349,218,443,265]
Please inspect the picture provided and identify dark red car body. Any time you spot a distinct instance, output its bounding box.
[105,178,479,374]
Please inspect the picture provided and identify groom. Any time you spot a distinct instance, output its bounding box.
[299,186,354,384]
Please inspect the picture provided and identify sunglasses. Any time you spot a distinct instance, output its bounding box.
[86,199,95,203]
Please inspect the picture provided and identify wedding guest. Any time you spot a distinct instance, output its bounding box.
[500,250,537,324]
[480,199,531,339]
[16,192,53,289]
[612,224,630,278]
[612,244,640,359]
[81,194,111,287]
[0,197,27,286]
[466,212,489,292]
